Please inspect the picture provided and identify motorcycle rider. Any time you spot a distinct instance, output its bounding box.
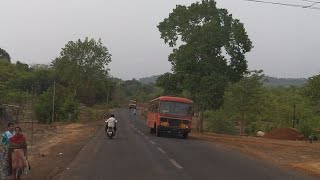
[133,108,137,116]
[105,114,117,133]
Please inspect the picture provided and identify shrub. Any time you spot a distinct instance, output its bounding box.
[35,86,78,123]
[205,110,236,135]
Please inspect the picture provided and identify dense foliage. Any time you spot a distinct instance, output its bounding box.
[0,39,162,123]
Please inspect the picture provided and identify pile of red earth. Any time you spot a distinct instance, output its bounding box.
[264,128,305,140]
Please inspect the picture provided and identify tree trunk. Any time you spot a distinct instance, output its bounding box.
[240,112,244,135]
[73,70,81,100]
[240,95,245,135]
[86,80,95,106]
[73,84,78,99]
[196,113,200,132]
[196,111,204,132]
[200,111,204,132]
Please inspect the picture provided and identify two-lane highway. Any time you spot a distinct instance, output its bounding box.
[55,109,316,180]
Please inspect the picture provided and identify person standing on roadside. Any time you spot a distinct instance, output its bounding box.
[1,123,15,180]
[10,126,28,180]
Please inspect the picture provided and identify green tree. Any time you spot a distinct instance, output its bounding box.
[205,110,236,134]
[52,38,112,105]
[0,60,29,104]
[223,71,265,134]
[304,74,320,107]
[157,0,253,131]
[32,66,54,94]
[0,60,15,90]
[35,85,78,123]
[0,48,11,62]
[263,87,298,127]
[10,64,54,94]
[156,73,183,96]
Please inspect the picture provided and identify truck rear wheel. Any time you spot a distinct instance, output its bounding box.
[156,128,161,137]
[182,133,188,139]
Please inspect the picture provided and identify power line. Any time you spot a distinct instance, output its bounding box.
[244,0,303,7]
[295,0,320,7]
[299,0,319,3]
[302,2,320,8]
[243,0,320,10]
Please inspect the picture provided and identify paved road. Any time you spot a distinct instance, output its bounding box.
[55,109,316,180]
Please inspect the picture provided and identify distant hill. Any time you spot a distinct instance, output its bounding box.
[263,76,307,87]
[139,75,160,84]
[139,75,308,87]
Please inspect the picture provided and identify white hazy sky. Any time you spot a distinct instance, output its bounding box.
[0,0,319,80]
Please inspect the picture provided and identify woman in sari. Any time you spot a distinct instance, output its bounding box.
[9,126,27,180]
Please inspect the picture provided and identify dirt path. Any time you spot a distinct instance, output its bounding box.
[191,132,320,177]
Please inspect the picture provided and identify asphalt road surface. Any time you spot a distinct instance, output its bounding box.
[54,109,316,180]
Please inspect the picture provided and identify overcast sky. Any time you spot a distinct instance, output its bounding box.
[1,0,319,80]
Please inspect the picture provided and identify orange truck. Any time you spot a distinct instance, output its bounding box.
[147,96,193,138]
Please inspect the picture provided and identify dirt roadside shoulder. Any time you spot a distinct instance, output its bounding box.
[22,121,103,180]
[190,132,320,177]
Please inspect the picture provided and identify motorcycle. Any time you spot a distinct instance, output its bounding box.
[105,119,117,139]
[106,126,115,139]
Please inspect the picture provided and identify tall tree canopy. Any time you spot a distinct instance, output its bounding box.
[304,74,320,107]
[157,0,253,131]
[0,48,11,62]
[52,38,112,105]
[223,71,265,134]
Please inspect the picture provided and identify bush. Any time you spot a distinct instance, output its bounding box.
[35,86,79,123]
[35,90,52,123]
[56,95,79,122]
[0,89,26,105]
[245,122,257,135]
[298,121,314,138]
[205,110,236,135]
[87,109,102,121]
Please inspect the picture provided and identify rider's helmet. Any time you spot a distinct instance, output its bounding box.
[110,114,114,118]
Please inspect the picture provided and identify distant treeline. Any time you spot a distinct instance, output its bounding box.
[263,76,307,87]
[139,75,160,84]
[139,75,308,87]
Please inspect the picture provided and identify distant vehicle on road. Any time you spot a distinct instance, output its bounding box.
[147,96,193,138]
[129,100,137,109]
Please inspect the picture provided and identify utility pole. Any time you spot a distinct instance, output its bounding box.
[31,84,34,149]
[25,89,28,121]
[106,81,110,108]
[2,106,4,121]
[52,81,56,124]
[293,104,296,128]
